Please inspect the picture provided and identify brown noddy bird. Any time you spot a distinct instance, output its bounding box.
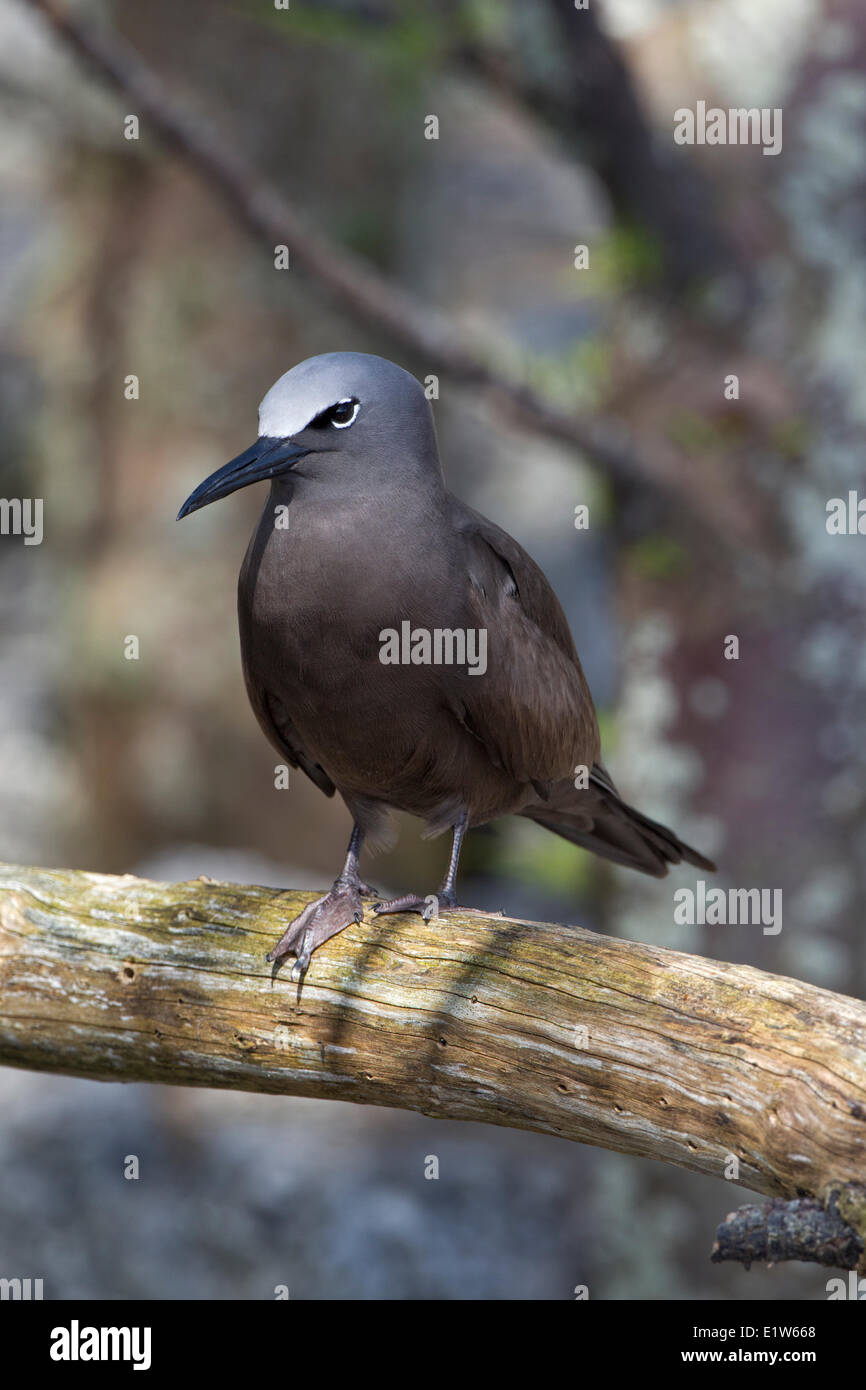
[179,352,714,977]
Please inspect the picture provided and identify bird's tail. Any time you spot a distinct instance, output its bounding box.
[522,764,716,879]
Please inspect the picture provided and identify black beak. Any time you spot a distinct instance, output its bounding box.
[177,437,309,519]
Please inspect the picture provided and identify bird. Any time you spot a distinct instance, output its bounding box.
[178,351,715,978]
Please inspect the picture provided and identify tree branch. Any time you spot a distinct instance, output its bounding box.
[712,1191,866,1273]
[19,0,753,553]
[1,860,865,1234]
[543,0,739,294]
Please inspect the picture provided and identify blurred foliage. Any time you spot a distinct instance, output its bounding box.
[243,0,449,99]
[628,534,689,581]
[497,817,598,895]
[594,224,664,291]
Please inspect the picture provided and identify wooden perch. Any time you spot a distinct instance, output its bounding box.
[1,860,865,1236]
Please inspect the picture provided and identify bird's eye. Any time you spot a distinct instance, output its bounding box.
[307,397,360,431]
[328,398,360,428]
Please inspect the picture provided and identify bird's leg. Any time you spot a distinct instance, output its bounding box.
[333,823,378,898]
[267,823,370,979]
[437,811,467,907]
[373,813,468,921]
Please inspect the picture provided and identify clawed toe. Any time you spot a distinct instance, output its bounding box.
[373,892,457,922]
[267,872,462,975]
[267,884,364,975]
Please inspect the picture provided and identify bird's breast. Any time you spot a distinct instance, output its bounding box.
[239,498,460,660]
[236,500,491,802]
[235,499,576,825]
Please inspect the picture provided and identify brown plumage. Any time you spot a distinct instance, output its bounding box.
[179,352,715,977]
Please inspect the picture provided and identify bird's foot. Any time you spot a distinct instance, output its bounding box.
[373,890,457,922]
[267,883,364,980]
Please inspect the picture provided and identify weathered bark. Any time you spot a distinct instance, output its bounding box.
[712,1189,866,1271]
[1,861,865,1226]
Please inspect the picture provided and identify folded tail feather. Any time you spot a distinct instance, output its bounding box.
[522,765,716,879]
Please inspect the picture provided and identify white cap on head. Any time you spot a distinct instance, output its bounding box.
[257,351,423,438]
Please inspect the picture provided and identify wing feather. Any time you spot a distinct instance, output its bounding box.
[445,501,600,786]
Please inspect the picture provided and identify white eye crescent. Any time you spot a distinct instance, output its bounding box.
[330,398,360,428]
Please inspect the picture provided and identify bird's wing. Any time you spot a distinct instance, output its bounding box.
[445,500,601,788]
[242,672,336,797]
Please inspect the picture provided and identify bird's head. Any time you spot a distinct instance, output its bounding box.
[177,351,438,519]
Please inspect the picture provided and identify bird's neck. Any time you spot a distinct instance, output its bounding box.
[268,468,448,522]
